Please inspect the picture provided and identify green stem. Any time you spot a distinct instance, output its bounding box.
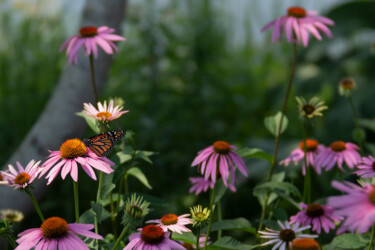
[257,42,297,237]
[302,120,311,204]
[110,192,118,238]
[94,172,104,249]
[3,221,17,249]
[338,170,343,182]
[204,183,216,249]
[348,95,364,155]
[196,227,201,250]
[115,176,124,216]
[89,54,99,104]
[113,224,130,250]
[25,189,44,222]
[217,201,222,239]
[73,181,80,222]
[367,225,375,250]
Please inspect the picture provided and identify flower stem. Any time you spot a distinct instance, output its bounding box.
[110,192,118,238]
[348,95,364,155]
[217,201,222,239]
[89,54,99,104]
[94,172,104,248]
[204,183,216,249]
[196,227,201,250]
[73,181,80,222]
[25,189,44,222]
[257,42,297,236]
[367,225,375,250]
[302,120,311,204]
[113,224,130,250]
[4,221,17,249]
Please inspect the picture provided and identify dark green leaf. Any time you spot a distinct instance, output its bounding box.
[126,167,152,189]
[359,118,375,132]
[91,202,103,223]
[171,231,196,245]
[237,147,273,164]
[100,183,116,200]
[325,233,369,249]
[112,151,133,165]
[208,236,256,250]
[205,218,255,234]
[254,181,301,199]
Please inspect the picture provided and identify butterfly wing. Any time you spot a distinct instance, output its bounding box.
[84,130,125,157]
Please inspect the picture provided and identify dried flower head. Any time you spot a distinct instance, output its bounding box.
[339,77,356,97]
[296,96,327,119]
[190,205,210,228]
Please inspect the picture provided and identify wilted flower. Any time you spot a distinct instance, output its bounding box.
[146,214,192,234]
[60,26,126,64]
[339,77,356,97]
[0,209,24,223]
[279,139,324,175]
[123,194,150,227]
[290,203,342,234]
[15,217,103,250]
[40,139,114,184]
[191,141,248,190]
[261,6,334,47]
[0,160,41,190]
[296,96,328,119]
[259,221,317,250]
[190,205,210,228]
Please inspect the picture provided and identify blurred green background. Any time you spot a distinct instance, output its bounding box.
[1,0,375,245]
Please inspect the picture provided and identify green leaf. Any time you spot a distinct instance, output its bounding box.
[325,233,369,249]
[273,207,288,221]
[100,183,116,200]
[126,167,152,189]
[76,112,100,134]
[90,202,103,223]
[253,172,286,208]
[135,151,154,165]
[254,181,301,199]
[171,231,196,245]
[214,181,227,203]
[208,236,256,250]
[359,118,375,132]
[112,151,133,165]
[237,147,273,164]
[264,112,288,136]
[205,218,255,234]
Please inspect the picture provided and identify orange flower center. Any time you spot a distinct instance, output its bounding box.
[299,139,318,152]
[287,7,307,18]
[292,238,321,250]
[306,203,324,218]
[279,229,295,242]
[340,78,355,90]
[79,26,98,37]
[141,225,164,244]
[0,173,3,181]
[41,217,68,239]
[369,186,375,205]
[14,172,30,185]
[161,214,178,225]
[96,111,112,119]
[330,141,346,152]
[213,141,231,154]
[60,139,87,159]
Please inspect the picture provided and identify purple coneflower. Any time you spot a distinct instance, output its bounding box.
[146,214,192,234]
[261,6,334,47]
[191,141,248,190]
[316,141,360,171]
[327,181,375,234]
[290,203,342,234]
[280,139,324,175]
[353,155,375,178]
[15,217,103,250]
[0,160,41,190]
[259,221,317,250]
[124,225,185,250]
[40,139,114,184]
[60,26,126,64]
[83,100,129,121]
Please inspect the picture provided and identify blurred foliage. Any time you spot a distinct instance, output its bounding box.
[1,0,375,246]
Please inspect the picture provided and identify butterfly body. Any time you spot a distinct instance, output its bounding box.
[83,130,125,157]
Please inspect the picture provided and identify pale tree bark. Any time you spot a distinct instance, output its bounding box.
[0,0,127,211]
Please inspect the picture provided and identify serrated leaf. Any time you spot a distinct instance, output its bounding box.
[204,218,255,234]
[208,236,256,250]
[126,167,152,189]
[237,147,273,164]
[254,181,301,199]
[325,233,369,249]
[171,231,196,245]
[264,112,288,136]
[76,112,100,134]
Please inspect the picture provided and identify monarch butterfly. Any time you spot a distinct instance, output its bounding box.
[83,130,125,157]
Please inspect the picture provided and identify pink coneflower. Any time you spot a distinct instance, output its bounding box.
[189,177,215,195]
[124,225,185,250]
[146,214,192,234]
[259,221,317,250]
[191,141,248,190]
[83,100,129,121]
[0,160,41,190]
[290,203,342,234]
[316,141,360,171]
[280,139,324,175]
[354,155,375,178]
[40,138,114,184]
[327,181,375,234]
[60,26,126,64]
[261,6,334,47]
[15,217,103,250]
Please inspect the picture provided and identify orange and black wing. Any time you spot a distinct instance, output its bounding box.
[83,130,125,157]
